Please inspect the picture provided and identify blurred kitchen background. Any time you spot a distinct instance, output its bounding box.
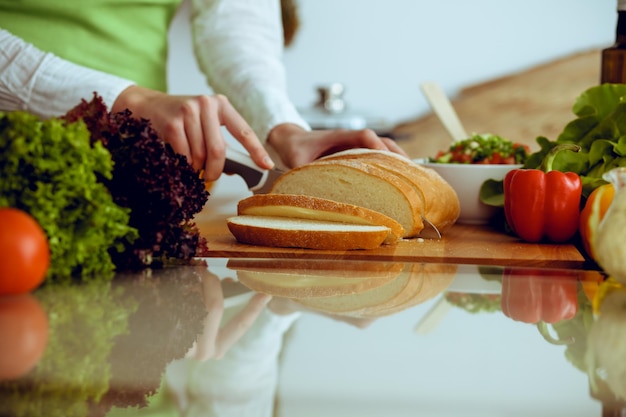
[166,2,614,416]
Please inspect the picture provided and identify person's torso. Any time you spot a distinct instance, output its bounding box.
[0,0,182,91]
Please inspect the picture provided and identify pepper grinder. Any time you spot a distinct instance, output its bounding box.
[299,83,392,135]
[601,0,626,83]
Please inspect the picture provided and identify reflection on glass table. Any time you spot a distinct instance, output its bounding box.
[0,258,624,417]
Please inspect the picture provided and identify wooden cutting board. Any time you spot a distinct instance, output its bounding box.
[195,212,587,269]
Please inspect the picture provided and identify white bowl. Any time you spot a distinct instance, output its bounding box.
[418,162,522,225]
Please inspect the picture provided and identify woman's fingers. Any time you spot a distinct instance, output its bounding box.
[382,136,408,156]
[196,94,273,180]
[192,272,225,360]
[216,95,274,170]
[181,99,207,172]
[199,96,227,181]
[121,89,404,181]
[310,129,407,163]
[160,117,193,165]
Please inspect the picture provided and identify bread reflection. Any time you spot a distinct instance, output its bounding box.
[0,294,49,382]
[228,259,458,319]
[230,259,404,298]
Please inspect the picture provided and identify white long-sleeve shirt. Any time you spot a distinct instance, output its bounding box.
[0,29,135,120]
[0,0,308,142]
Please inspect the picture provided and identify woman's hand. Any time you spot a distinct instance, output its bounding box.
[112,85,275,181]
[266,123,408,169]
[186,269,271,361]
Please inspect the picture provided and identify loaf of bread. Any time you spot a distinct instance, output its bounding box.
[270,158,426,237]
[226,215,391,250]
[270,149,460,237]
[226,149,458,249]
[237,194,404,244]
[327,263,426,317]
[354,263,458,318]
[290,262,458,318]
[230,257,458,318]
[319,149,460,232]
[229,259,405,298]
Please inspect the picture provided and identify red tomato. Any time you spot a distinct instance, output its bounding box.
[490,153,502,164]
[0,208,50,295]
[0,294,49,380]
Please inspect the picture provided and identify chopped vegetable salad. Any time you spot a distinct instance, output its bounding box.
[431,133,530,164]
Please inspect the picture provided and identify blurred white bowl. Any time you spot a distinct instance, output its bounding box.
[418,162,522,225]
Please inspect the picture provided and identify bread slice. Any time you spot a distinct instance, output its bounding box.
[356,263,458,318]
[226,215,390,250]
[292,268,413,314]
[319,149,460,232]
[291,262,458,318]
[269,159,425,237]
[344,263,426,316]
[229,259,404,297]
[237,194,404,244]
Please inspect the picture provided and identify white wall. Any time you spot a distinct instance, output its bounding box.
[168,0,615,127]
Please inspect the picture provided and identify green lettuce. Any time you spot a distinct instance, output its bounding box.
[0,111,137,281]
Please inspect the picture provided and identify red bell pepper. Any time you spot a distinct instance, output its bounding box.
[504,144,582,243]
[501,268,579,325]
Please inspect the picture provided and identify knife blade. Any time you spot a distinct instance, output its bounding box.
[223,146,284,194]
[419,218,442,239]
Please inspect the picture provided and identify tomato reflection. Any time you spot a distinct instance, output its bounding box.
[0,293,49,381]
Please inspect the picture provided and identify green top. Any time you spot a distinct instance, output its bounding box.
[0,0,182,91]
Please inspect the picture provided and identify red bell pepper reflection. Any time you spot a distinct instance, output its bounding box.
[501,268,579,324]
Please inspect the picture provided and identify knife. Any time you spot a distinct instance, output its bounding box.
[223,146,285,194]
[419,219,441,240]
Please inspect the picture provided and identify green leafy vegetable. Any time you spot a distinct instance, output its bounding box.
[0,111,136,281]
[445,292,501,314]
[547,287,595,373]
[64,95,210,269]
[90,266,208,415]
[481,83,626,206]
[1,94,211,277]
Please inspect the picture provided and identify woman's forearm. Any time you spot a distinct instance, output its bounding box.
[0,29,135,117]
[189,0,309,142]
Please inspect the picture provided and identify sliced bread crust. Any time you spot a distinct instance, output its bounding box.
[356,263,458,318]
[230,259,405,297]
[292,269,413,314]
[226,215,390,250]
[237,194,404,244]
[345,263,426,316]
